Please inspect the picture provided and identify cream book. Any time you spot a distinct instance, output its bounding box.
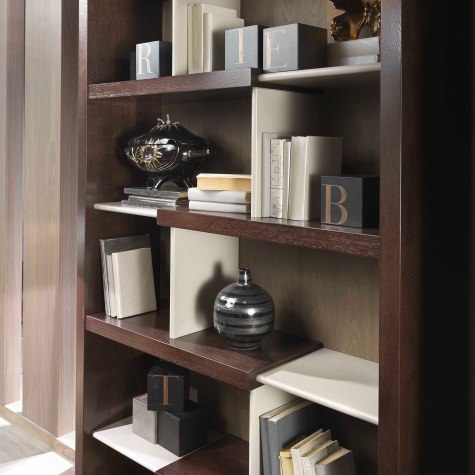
[203,12,244,72]
[188,3,237,74]
[197,173,252,191]
[111,247,156,319]
[106,254,117,318]
[315,448,356,475]
[188,188,251,203]
[290,429,325,475]
[288,136,342,221]
[189,200,250,213]
[301,440,339,475]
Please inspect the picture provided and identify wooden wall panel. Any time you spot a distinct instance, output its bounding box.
[240,241,379,362]
[23,0,77,436]
[0,0,24,406]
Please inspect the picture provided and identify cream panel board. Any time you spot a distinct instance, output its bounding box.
[170,228,239,338]
[251,88,320,217]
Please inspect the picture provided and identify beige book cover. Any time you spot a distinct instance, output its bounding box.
[288,136,342,221]
[203,12,244,72]
[188,3,237,74]
[301,440,339,475]
[290,429,326,475]
[112,247,156,319]
[315,448,356,475]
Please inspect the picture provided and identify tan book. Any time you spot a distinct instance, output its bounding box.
[301,440,339,475]
[290,429,326,475]
[315,448,355,475]
[280,436,306,475]
[196,173,252,191]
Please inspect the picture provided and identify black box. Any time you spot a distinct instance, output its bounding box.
[262,23,327,73]
[321,176,379,228]
[135,41,172,79]
[225,25,265,70]
[157,401,207,456]
[147,361,189,412]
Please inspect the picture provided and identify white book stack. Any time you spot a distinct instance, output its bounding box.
[188,186,251,214]
[187,2,243,74]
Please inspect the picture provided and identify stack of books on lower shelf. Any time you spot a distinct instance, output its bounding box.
[121,187,188,209]
[188,173,251,214]
[260,399,355,475]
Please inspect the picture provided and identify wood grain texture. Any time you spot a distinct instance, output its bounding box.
[89,68,261,100]
[85,311,322,391]
[23,0,76,436]
[240,241,379,362]
[241,0,327,29]
[156,435,249,475]
[157,208,380,258]
[0,0,24,406]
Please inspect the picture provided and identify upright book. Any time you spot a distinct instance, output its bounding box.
[99,234,152,316]
[187,3,237,74]
[203,12,244,72]
[266,400,320,475]
[112,247,157,319]
[315,448,356,475]
[288,136,342,221]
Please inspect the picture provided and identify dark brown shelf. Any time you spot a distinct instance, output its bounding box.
[86,310,322,391]
[156,435,248,475]
[157,208,380,258]
[88,68,261,101]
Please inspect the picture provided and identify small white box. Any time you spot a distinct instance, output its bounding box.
[132,394,158,444]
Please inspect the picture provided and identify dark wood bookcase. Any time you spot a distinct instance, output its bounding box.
[77,1,472,474]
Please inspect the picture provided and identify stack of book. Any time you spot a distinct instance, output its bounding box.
[188,173,251,213]
[99,234,157,319]
[258,134,343,220]
[327,37,380,67]
[121,187,188,209]
[187,3,244,73]
[260,399,355,475]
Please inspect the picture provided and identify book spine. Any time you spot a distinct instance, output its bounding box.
[282,140,292,219]
[189,200,250,213]
[261,417,272,475]
[99,240,110,316]
[188,188,250,203]
[203,13,213,73]
[106,254,117,318]
[288,137,307,221]
[270,139,285,218]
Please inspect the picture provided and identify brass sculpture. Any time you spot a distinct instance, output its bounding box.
[330,0,381,41]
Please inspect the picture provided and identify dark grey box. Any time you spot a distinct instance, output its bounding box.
[135,41,172,80]
[132,394,158,444]
[321,176,379,228]
[225,25,265,70]
[157,401,207,456]
[263,23,327,73]
[147,361,189,413]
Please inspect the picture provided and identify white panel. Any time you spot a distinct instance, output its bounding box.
[248,385,296,475]
[94,202,157,218]
[257,348,379,425]
[251,88,320,217]
[170,228,239,339]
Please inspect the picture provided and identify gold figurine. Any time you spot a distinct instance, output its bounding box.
[330,0,381,41]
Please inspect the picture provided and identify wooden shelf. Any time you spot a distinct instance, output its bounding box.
[88,64,380,102]
[258,63,381,89]
[256,348,379,425]
[85,311,322,391]
[93,418,238,474]
[156,208,380,258]
[156,435,249,475]
[94,202,158,218]
[88,68,260,100]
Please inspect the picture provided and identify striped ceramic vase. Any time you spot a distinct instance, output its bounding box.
[213,268,275,350]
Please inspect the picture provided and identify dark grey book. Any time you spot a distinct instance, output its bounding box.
[121,199,188,209]
[266,400,320,475]
[99,234,151,316]
[124,187,188,199]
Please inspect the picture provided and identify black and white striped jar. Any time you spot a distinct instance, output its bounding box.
[213,268,275,350]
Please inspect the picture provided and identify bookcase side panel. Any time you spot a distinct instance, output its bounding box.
[170,228,239,338]
[251,88,320,217]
